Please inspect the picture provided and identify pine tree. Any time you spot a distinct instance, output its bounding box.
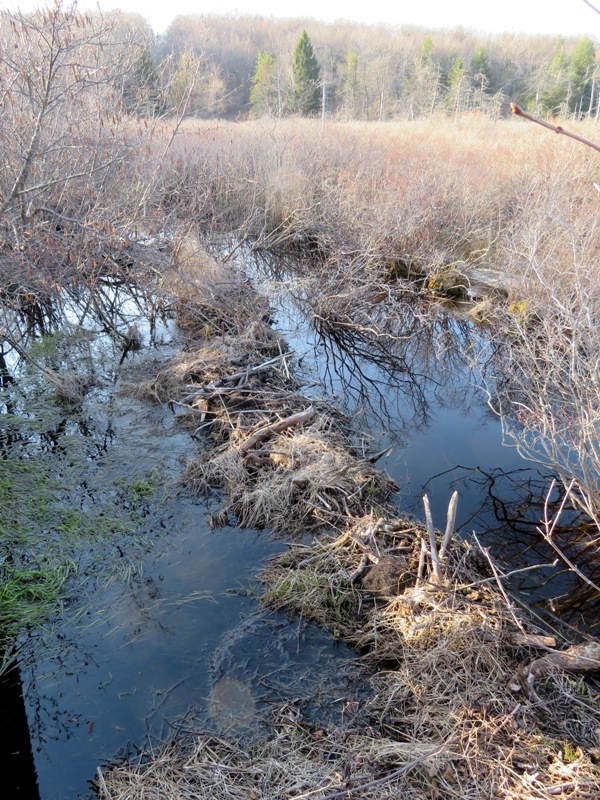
[123,45,162,115]
[540,44,569,116]
[471,46,491,91]
[290,30,321,116]
[419,34,434,63]
[447,56,468,113]
[250,51,278,116]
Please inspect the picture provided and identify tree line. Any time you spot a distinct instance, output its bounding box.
[153,13,599,121]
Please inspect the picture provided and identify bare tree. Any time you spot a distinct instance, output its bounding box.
[0,1,165,311]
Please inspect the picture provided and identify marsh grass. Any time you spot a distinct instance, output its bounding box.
[97,130,600,797]
[100,511,600,799]
[170,117,598,281]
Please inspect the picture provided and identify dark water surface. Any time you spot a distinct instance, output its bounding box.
[1,261,595,799]
[1,308,364,800]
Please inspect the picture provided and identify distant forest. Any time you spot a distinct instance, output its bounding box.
[132,13,599,120]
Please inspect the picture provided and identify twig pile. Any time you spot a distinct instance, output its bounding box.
[185,415,396,533]
[262,515,600,798]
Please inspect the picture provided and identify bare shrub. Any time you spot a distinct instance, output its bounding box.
[0,1,202,333]
[168,116,589,271]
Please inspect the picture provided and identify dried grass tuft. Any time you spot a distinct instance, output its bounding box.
[96,707,462,800]
[185,417,397,533]
[98,665,600,800]
[163,236,272,340]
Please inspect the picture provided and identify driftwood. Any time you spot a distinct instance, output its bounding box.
[509,632,557,649]
[510,640,600,700]
[523,641,600,680]
[423,495,443,584]
[422,492,458,585]
[181,353,294,403]
[239,406,315,454]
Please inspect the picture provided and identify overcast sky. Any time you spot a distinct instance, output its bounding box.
[1,0,598,38]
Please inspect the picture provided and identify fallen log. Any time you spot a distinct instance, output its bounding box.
[239,406,315,454]
[523,641,600,680]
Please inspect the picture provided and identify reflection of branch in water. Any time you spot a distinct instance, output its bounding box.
[312,305,480,444]
[419,463,600,635]
[245,248,481,431]
[316,327,431,439]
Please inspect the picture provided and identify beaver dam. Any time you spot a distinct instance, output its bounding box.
[2,237,600,800]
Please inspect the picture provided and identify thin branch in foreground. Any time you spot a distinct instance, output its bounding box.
[510,103,600,154]
[473,533,527,635]
[583,0,600,18]
[539,479,600,594]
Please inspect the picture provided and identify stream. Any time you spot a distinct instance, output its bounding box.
[0,255,596,799]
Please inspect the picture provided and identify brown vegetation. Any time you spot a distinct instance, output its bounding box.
[163,115,600,527]
[2,9,600,799]
[100,198,600,799]
[167,116,598,278]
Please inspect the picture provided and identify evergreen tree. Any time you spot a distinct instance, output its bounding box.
[471,46,491,91]
[419,34,434,63]
[123,45,162,115]
[250,51,278,115]
[290,30,321,116]
[447,56,468,113]
[540,45,569,115]
[569,37,597,116]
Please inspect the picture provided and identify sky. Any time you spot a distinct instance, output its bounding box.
[1,0,598,38]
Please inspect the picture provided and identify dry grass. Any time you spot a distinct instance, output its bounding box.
[129,236,286,425]
[169,117,599,291]
[261,517,600,799]
[108,141,600,798]
[131,233,398,534]
[95,707,472,800]
[185,417,397,533]
[162,235,274,340]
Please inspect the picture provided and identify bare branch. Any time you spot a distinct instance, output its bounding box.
[510,102,600,153]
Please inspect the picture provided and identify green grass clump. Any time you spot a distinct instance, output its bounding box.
[0,560,72,629]
[0,558,74,674]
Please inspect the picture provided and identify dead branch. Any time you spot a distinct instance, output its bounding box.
[239,406,315,453]
[439,490,458,560]
[539,479,600,594]
[513,641,600,702]
[181,353,294,403]
[509,632,557,649]
[423,494,443,583]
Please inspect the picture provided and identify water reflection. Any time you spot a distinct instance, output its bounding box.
[2,248,599,799]
[241,247,599,636]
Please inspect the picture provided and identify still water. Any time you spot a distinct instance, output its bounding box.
[0,264,591,798]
